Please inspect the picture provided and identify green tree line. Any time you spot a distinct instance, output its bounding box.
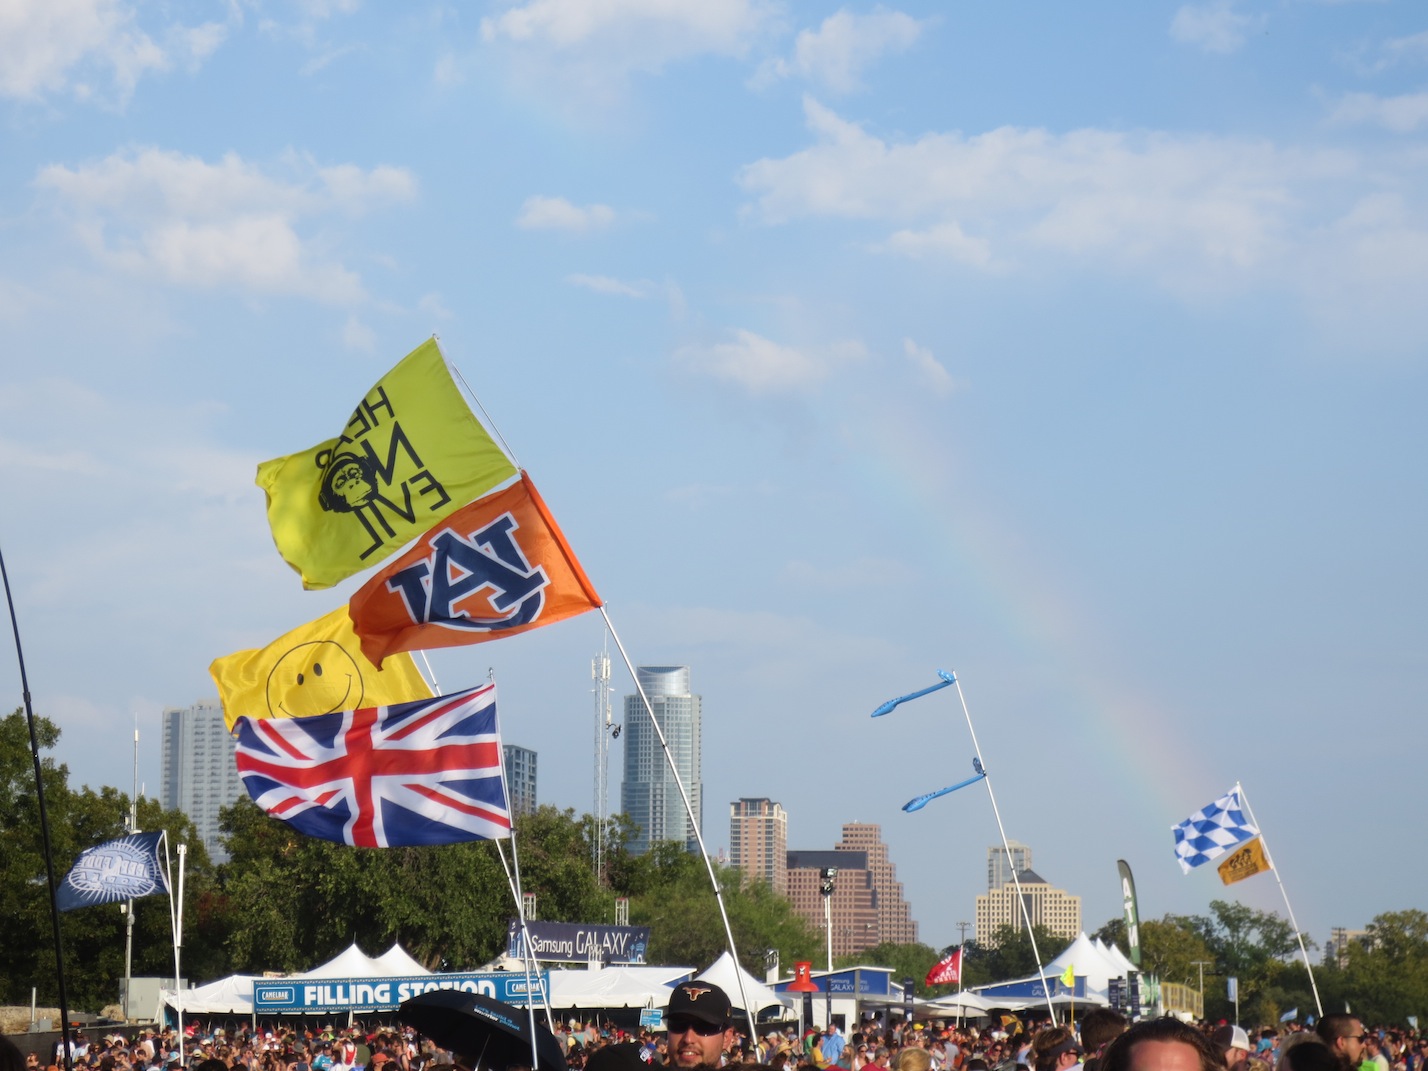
[5,709,1426,1026]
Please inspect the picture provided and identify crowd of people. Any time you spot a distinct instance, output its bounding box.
[1,981,1424,1071]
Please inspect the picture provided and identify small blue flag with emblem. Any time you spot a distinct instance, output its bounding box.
[1172,786,1259,873]
[57,831,169,911]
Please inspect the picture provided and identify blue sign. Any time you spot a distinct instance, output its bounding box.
[639,1009,665,1030]
[506,920,649,964]
[253,972,550,1012]
[771,969,892,997]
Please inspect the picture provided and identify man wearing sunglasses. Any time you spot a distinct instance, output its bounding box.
[664,981,734,1068]
[1315,1015,1367,1071]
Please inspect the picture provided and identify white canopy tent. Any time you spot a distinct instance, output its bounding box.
[920,990,995,1018]
[547,966,688,1010]
[695,952,792,1019]
[161,942,432,1016]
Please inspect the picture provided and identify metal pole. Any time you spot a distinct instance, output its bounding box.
[123,725,139,1021]
[1234,783,1323,1017]
[949,673,1057,1026]
[0,538,74,1071]
[824,894,833,1028]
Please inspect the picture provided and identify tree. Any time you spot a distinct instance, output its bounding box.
[1094,916,1215,988]
[0,709,217,1010]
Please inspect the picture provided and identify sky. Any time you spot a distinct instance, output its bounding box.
[2,0,1426,969]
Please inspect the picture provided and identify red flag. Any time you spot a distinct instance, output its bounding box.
[925,948,962,986]
[349,472,602,667]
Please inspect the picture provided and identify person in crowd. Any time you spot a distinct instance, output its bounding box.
[1211,1028,1252,1071]
[1100,1018,1219,1071]
[1029,1028,1081,1071]
[1314,1017,1367,1071]
[663,981,736,1068]
[1080,1010,1129,1071]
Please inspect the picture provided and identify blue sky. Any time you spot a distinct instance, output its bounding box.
[2,0,1425,964]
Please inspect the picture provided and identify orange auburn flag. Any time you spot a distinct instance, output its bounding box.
[349,472,602,667]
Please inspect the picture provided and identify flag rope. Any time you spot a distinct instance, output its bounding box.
[600,606,760,1045]
[441,338,524,472]
[0,537,74,1071]
[1233,782,1322,1017]
[948,673,1059,1026]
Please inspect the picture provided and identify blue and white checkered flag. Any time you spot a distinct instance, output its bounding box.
[1172,787,1259,873]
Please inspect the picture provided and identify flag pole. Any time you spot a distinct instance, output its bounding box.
[0,537,74,1071]
[948,673,1058,1026]
[600,607,760,1046]
[1233,782,1322,1017]
[493,838,556,1061]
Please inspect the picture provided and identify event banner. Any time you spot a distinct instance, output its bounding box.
[252,971,549,1012]
[506,920,650,964]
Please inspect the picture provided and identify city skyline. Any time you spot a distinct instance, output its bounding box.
[4,0,1420,953]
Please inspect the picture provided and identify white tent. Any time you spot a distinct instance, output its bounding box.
[375,942,432,976]
[162,942,431,1015]
[695,952,792,1018]
[165,973,258,1015]
[1044,933,1125,993]
[921,990,994,1017]
[1097,939,1137,977]
[547,966,688,1010]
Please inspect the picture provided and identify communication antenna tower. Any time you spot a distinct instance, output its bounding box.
[592,637,618,880]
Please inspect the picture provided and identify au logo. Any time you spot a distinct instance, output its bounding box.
[385,512,549,633]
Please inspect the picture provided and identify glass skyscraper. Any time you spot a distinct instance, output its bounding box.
[620,665,701,855]
[160,699,247,863]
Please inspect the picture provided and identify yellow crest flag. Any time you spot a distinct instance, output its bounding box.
[209,606,433,730]
[1217,836,1272,886]
[1061,964,1075,987]
[257,339,518,590]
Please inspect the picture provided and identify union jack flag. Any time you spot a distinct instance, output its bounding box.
[233,683,512,847]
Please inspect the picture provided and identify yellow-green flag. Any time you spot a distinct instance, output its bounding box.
[257,339,518,589]
[209,606,433,730]
[1060,964,1075,987]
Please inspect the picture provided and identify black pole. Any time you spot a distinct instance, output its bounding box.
[0,539,73,1071]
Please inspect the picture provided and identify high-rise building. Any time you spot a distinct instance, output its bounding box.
[837,822,919,946]
[975,867,1082,944]
[160,700,247,863]
[989,841,1031,890]
[786,849,879,960]
[730,798,788,894]
[621,666,701,855]
[503,745,537,817]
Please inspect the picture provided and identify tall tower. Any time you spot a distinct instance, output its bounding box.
[503,745,538,817]
[989,841,1031,890]
[837,822,919,946]
[160,700,247,863]
[620,666,701,855]
[729,798,788,894]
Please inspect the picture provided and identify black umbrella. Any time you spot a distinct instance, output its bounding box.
[398,990,567,1071]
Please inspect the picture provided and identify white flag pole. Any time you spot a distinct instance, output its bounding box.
[948,673,1058,1026]
[600,607,759,1047]
[1233,782,1322,1017]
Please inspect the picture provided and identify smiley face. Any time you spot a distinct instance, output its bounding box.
[264,640,366,717]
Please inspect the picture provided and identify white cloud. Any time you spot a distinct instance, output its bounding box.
[481,0,770,58]
[342,315,377,352]
[763,7,924,94]
[738,98,1428,340]
[1328,91,1428,132]
[516,195,616,231]
[674,328,866,396]
[902,338,957,397]
[34,148,417,304]
[475,0,775,106]
[876,222,994,267]
[568,273,649,297]
[0,0,228,104]
[738,98,1354,280]
[1170,1,1263,55]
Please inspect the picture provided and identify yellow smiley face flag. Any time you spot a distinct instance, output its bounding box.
[210,606,433,730]
[256,339,519,590]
